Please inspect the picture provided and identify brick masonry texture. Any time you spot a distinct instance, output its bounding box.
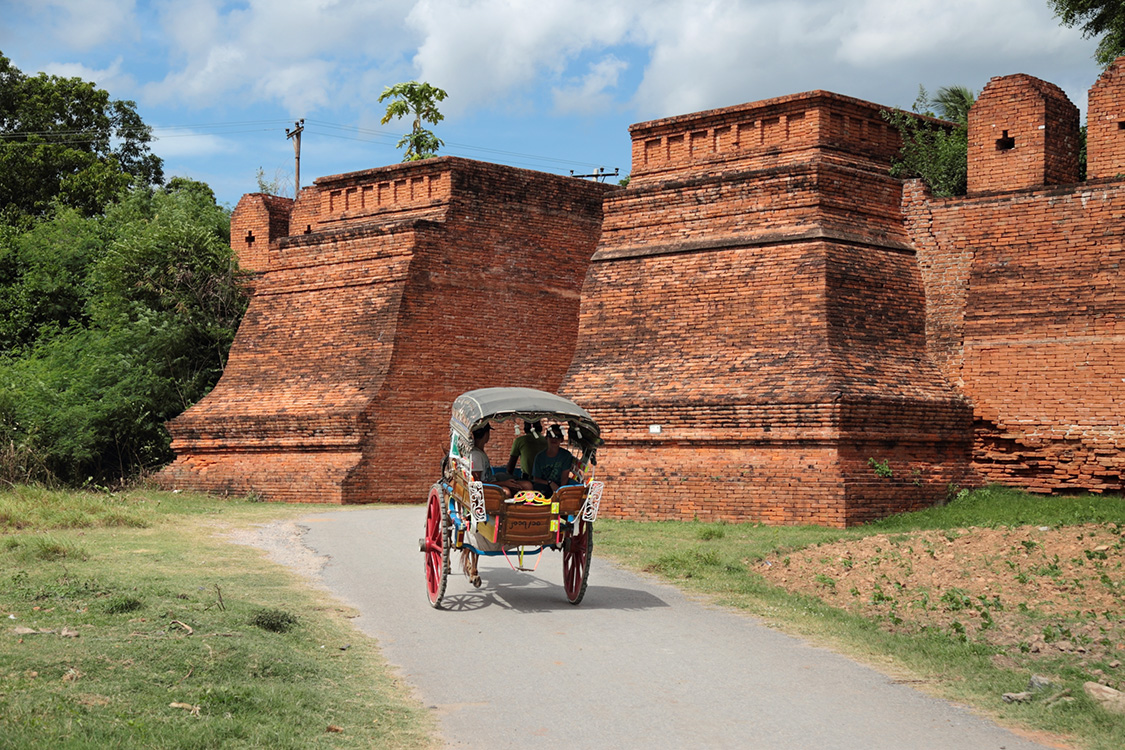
[903,66,1124,497]
[1088,61,1125,180]
[968,74,1079,194]
[906,180,1124,495]
[159,158,615,503]
[162,66,1124,525]
[562,91,974,527]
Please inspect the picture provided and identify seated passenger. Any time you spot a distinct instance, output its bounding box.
[530,424,575,498]
[462,424,512,588]
[470,424,530,496]
[507,420,547,480]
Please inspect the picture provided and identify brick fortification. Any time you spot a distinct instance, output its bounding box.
[160,158,615,503]
[559,91,974,526]
[162,63,1124,525]
[907,67,1124,494]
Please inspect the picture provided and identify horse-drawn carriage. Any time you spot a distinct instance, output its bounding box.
[420,387,604,608]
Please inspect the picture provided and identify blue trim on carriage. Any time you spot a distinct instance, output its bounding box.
[448,503,491,533]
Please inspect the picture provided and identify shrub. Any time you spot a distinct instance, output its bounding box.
[250,608,298,633]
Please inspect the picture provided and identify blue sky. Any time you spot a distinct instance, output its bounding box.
[0,0,1107,208]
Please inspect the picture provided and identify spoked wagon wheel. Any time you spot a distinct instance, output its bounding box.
[562,519,593,604]
[422,485,449,608]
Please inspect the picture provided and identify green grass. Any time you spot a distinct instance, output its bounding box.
[866,484,1125,531]
[6,482,1122,748]
[595,485,1125,750]
[0,485,437,749]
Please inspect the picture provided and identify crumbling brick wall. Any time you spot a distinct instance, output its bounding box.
[561,91,974,527]
[906,180,1124,493]
[905,70,1124,494]
[163,66,1123,521]
[230,193,294,273]
[160,158,615,503]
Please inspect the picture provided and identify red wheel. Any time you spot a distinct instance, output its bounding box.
[422,485,448,608]
[562,519,593,604]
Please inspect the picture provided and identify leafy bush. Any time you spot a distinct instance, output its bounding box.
[0,180,247,485]
[882,107,968,197]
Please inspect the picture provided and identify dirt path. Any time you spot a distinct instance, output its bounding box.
[230,506,1063,750]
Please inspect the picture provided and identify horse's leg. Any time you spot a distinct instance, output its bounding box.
[469,551,481,588]
[460,546,482,588]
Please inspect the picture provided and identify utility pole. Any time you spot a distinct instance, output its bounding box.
[286,119,304,196]
[569,166,619,182]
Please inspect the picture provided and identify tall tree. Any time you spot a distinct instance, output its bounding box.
[0,180,247,486]
[0,53,163,223]
[927,85,977,125]
[379,81,449,161]
[1049,0,1125,66]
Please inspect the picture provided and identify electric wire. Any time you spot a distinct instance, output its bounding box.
[1,116,620,174]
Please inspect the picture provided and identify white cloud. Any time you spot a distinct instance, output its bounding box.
[145,0,419,114]
[625,0,1099,119]
[111,0,1101,129]
[833,0,1082,66]
[629,1,786,117]
[156,0,225,59]
[8,0,138,50]
[38,57,136,93]
[6,0,1104,159]
[552,55,629,115]
[406,0,644,113]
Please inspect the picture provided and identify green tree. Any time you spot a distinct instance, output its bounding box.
[0,205,103,355]
[1049,1,1125,66]
[923,85,976,125]
[0,180,247,485]
[882,85,973,197]
[0,53,163,223]
[379,81,449,161]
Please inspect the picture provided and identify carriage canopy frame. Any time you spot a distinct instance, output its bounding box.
[450,387,602,454]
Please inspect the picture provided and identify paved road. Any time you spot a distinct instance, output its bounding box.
[291,506,1055,750]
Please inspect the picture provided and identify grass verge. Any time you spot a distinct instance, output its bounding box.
[595,485,1125,750]
[0,485,437,749]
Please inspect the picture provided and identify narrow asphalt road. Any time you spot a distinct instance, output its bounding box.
[284,506,1056,750]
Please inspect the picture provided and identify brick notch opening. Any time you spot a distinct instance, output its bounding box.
[996,130,1015,150]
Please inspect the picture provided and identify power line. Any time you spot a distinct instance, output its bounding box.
[2,116,621,174]
[302,118,611,171]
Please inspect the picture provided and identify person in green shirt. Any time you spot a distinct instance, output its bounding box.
[506,420,547,479]
[530,424,575,498]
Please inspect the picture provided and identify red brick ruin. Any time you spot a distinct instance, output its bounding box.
[160,62,1125,527]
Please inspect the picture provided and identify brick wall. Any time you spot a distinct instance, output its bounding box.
[229,193,293,274]
[1087,58,1125,180]
[906,180,1125,493]
[163,66,1124,522]
[629,90,901,188]
[561,91,974,527]
[903,69,1124,495]
[968,74,1080,194]
[160,157,615,503]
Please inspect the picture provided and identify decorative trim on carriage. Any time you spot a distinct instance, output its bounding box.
[451,453,473,481]
[581,481,604,522]
[469,480,486,524]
